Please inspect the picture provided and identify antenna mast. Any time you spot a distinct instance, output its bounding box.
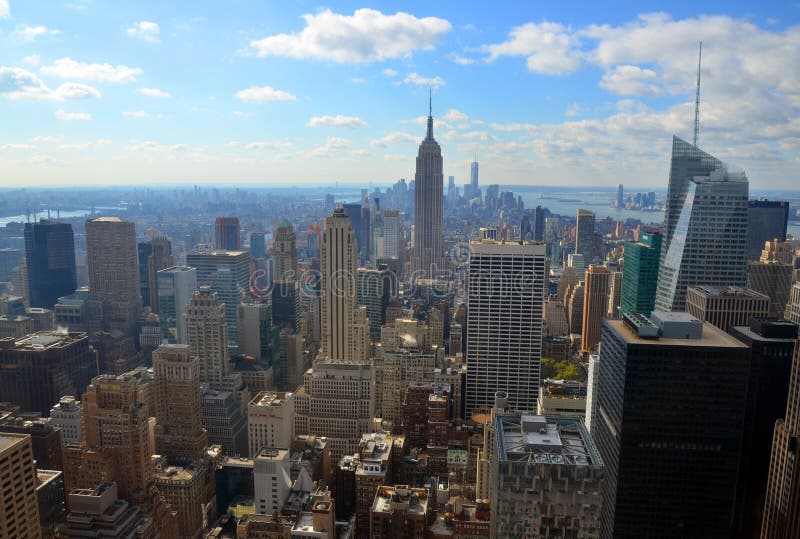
[693,41,702,147]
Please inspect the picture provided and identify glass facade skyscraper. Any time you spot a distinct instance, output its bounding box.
[620,230,661,315]
[24,220,77,309]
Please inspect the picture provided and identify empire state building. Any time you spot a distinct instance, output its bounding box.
[412,96,444,278]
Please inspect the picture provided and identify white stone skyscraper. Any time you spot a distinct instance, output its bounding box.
[320,207,357,360]
[465,238,548,415]
[655,144,749,311]
[412,96,444,279]
[184,286,229,387]
[382,209,400,260]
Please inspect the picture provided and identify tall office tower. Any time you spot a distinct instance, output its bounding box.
[620,230,662,315]
[85,217,142,335]
[0,433,42,538]
[567,281,585,335]
[254,448,292,515]
[617,183,624,207]
[351,306,371,363]
[0,330,96,416]
[465,239,547,415]
[145,236,172,312]
[247,391,295,457]
[237,302,274,361]
[51,395,83,446]
[592,312,750,538]
[294,359,375,461]
[186,249,250,349]
[382,210,401,260]
[762,340,800,538]
[371,207,384,263]
[320,208,357,361]
[729,319,799,537]
[249,231,265,260]
[581,265,611,353]
[685,285,770,333]
[544,298,569,337]
[138,242,153,309]
[787,283,800,324]
[655,140,749,311]
[567,252,586,275]
[489,414,604,538]
[0,414,63,470]
[157,266,197,344]
[152,344,208,462]
[470,158,479,195]
[412,99,444,279]
[585,353,600,433]
[24,220,76,309]
[201,386,248,456]
[607,270,623,318]
[278,330,305,392]
[747,200,790,260]
[356,267,390,340]
[342,203,363,252]
[306,223,321,259]
[273,219,298,282]
[748,239,795,318]
[184,287,229,387]
[531,205,545,241]
[361,203,372,264]
[575,209,596,262]
[0,247,22,282]
[214,216,241,250]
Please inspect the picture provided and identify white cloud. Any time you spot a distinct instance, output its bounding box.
[307,114,367,128]
[565,102,583,117]
[232,111,251,118]
[0,67,101,100]
[0,143,35,151]
[122,110,151,119]
[403,72,445,88]
[351,77,367,84]
[248,8,451,63]
[245,141,292,150]
[490,122,536,132]
[55,109,91,120]
[451,55,474,65]
[382,68,398,77]
[40,58,142,83]
[0,0,8,19]
[128,141,190,153]
[56,140,111,151]
[126,21,160,43]
[235,85,296,103]
[442,108,469,122]
[483,22,581,75]
[225,141,241,147]
[370,131,417,147]
[307,136,352,157]
[14,25,60,42]
[31,135,59,143]
[137,87,171,98]
[599,65,662,96]
[22,54,40,65]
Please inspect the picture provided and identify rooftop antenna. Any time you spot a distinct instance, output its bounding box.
[693,41,702,147]
[429,87,432,117]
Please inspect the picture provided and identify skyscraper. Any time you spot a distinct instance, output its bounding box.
[412,97,444,279]
[762,338,800,538]
[655,164,749,311]
[186,249,250,349]
[356,267,391,340]
[465,239,547,415]
[273,219,298,283]
[320,207,357,360]
[575,209,595,262]
[342,204,363,254]
[0,433,41,538]
[617,183,624,207]
[382,209,400,260]
[620,230,662,315]
[214,216,241,250]
[581,265,610,353]
[24,220,77,309]
[156,266,197,344]
[470,158,479,195]
[184,287,229,387]
[85,217,142,335]
[152,344,208,462]
[592,312,750,538]
[146,236,172,312]
[746,200,790,260]
[685,285,770,333]
[249,231,265,260]
[748,239,795,318]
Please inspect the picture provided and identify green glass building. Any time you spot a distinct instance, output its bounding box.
[620,231,662,315]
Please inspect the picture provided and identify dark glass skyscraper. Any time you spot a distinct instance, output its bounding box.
[746,200,790,260]
[620,230,661,315]
[592,312,750,538]
[24,220,77,309]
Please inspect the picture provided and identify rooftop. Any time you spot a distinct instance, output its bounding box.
[249,391,291,408]
[372,485,429,516]
[495,413,602,467]
[610,317,747,348]
[688,285,769,299]
[0,432,28,453]
[7,330,85,351]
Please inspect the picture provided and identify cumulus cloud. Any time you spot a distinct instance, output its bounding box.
[0,143,35,151]
[451,55,475,65]
[122,110,151,119]
[442,109,469,122]
[248,9,451,63]
[483,22,581,75]
[55,109,91,120]
[370,131,417,147]
[14,25,60,42]
[382,68,398,77]
[126,21,160,43]
[0,0,8,19]
[137,87,171,98]
[307,114,367,128]
[245,141,292,150]
[599,65,662,96]
[0,66,101,100]
[235,85,296,103]
[403,72,445,88]
[40,58,142,83]
[307,136,352,157]
[22,54,40,65]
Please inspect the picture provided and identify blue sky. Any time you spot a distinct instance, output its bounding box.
[1,1,799,188]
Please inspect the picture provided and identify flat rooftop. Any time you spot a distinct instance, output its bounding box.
[372,485,429,516]
[607,318,748,348]
[688,286,769,299]
[496,413,602,467]
[11,330,85,350]
[0,432,28,453]
[249,391,291,408]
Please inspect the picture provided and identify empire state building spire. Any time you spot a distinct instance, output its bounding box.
[413,93,444,278]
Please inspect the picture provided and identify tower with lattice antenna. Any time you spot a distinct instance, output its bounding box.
[693,41,702,147]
